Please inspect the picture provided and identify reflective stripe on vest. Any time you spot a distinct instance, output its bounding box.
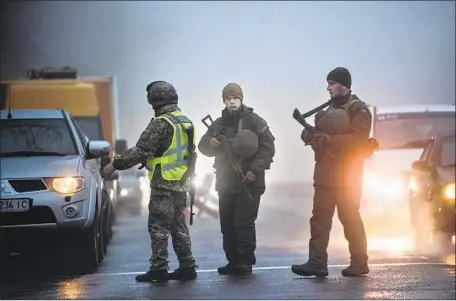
[145,111,194,181]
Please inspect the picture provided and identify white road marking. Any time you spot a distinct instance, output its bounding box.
[91,261,447,277]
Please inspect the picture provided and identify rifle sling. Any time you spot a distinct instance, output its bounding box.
[301,99,333,118]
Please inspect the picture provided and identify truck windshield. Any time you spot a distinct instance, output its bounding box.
[441,136,455,168]
[375,112,455,149]
[74,116,103,141]
[0,119,77,156]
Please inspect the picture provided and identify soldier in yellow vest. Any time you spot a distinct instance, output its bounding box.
[103,81,197,283]
[292,67,371,277]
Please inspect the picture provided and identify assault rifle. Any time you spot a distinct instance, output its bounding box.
[182,126,197,226]
[292,100,333,145]
[201,114,253,201]
[292,109,319,146]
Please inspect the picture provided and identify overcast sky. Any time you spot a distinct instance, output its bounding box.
[1,1,454,182]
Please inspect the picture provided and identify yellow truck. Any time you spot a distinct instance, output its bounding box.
[0,67,128,215]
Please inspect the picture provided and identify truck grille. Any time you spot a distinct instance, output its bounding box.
[8,179,48,193]
[0,206,56,226]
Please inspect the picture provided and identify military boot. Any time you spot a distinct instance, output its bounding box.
[341,263,369,277]
[291,260,328,277]
[218,262,236,275]
[168,266,197,281]
[233,264,253,275]
[135,269,168,282]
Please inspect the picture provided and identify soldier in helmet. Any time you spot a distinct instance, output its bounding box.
[103,81,197,282]
[198,83,275,275]
[292,67,371,277]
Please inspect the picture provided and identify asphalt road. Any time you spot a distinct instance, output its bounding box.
[1,194,455,300]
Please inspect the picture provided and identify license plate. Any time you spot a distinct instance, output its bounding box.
[0,199,31,212]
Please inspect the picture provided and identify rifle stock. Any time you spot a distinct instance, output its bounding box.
[293,108,320,145]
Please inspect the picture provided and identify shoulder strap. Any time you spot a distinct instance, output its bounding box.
[342,95,371,121]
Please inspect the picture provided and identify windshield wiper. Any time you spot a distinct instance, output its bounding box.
[0,151,68,157]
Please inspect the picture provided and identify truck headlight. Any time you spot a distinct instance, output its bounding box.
[47,177,84,194]
[442,183,455,201]
[120,188,129,196]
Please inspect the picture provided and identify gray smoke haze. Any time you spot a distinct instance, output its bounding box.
[1,1,454,182]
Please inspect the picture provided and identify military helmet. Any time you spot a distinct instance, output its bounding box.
[146,81,178,107]
[231,129,259,159]
[316,108,351,135]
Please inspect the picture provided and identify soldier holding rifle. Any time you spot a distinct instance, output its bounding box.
[292,67,376,277]
[198,83,275,275]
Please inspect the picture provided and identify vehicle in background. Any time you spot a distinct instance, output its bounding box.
[361,104,455,223]
[408,133,455,253]
[116,167,146,216]
[0,109,114,273]
[0,67,128,218]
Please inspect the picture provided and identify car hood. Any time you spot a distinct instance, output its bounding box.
[0,156,81,179]
[367,149,424,174]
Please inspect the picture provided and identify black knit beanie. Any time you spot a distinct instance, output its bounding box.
[327,67,352,89]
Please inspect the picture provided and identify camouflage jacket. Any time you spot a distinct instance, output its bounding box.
[112,105,190,193]
[311,94,372,187]
[198,104,275,194]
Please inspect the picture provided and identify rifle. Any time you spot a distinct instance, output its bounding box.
[201,114,253,201]
[292,108,319,146]
[292,100,334,146]
[182,126,197,226]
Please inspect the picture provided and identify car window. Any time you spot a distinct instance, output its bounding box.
[375,112,455,149]
[440,136,455,167]
[0,118,77,155]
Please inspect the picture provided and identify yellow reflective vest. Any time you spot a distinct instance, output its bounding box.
[145,110,195,181]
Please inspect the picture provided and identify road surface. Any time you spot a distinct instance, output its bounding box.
[1,194,455,300]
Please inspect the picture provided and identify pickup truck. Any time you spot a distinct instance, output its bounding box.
[0,108,114,274]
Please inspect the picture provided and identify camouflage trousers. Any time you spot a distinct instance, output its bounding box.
[148,189,196,271]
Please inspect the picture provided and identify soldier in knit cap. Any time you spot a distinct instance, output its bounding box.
[198,83,275,275]
[292,67,372,277]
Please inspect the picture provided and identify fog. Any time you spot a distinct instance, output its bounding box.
[1,0,454,182]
